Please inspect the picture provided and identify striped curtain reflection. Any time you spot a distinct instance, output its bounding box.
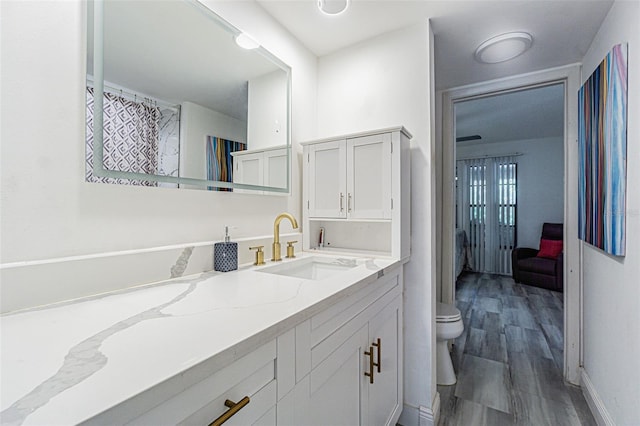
[206,136,246,191]
[456,155,517,275]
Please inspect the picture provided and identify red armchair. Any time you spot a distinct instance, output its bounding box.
[512,223,563,292]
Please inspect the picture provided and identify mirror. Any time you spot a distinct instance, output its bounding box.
[87,0,291,192]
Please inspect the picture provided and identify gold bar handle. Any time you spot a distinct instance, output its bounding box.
[364,346,374,384]
[209,396,250,426]
[372,338,381,372]
[340,193,344,212]
[348,193,352,213]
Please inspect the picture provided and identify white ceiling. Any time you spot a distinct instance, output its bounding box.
[455,83,565,145]
[256,0,612,144]
[256,0,613,90]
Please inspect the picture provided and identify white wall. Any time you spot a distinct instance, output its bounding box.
[317,23,437,423]
[180,101,246,180]
[248,70,288,150]
[580,1,640,424]
[456,137,564,248]
[0,0,316,311]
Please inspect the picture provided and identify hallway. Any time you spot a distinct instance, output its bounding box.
[438,273,595,425]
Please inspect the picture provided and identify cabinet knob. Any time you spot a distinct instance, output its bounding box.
[249,246,265,265]
[339,193,344,212]
[209,396,250,426]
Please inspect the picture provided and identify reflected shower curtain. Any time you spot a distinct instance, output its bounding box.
[456,155,517,275]
[86,87,160,186]
[205,136,246,191]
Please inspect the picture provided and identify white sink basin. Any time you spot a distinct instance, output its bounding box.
[257,256,358,281]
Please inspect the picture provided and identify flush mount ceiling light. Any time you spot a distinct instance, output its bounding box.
[235,33,260,50]
[318,0,350,16]
[475,32,533,64]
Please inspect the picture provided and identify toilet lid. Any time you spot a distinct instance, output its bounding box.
[436,302,461,322]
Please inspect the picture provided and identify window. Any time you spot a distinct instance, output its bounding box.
[457,156,518,274]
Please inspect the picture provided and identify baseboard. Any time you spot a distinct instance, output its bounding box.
[581,368,614,426]
[397,393,440,426]
[429,392,441,425]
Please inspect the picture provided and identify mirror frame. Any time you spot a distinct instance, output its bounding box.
[89,0,291,193]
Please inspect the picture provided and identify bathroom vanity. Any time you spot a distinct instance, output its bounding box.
[0,253,403,425]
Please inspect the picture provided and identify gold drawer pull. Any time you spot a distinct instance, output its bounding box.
[364,346,375,384]
[209,396,250,426]
[372,338,381,372]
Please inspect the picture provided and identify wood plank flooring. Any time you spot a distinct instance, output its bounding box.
[437,272,595,426]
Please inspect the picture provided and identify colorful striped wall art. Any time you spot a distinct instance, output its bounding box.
[578,43,628,256]
[206,136,246,191]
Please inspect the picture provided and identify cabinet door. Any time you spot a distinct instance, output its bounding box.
[347,133,392,219]
[368,296,402,426]
[308,140,347,218]
[234,152,264,188]
[293,325,369,425]
[264,148,287,190]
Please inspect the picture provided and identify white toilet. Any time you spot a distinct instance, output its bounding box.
[436,302,464,385]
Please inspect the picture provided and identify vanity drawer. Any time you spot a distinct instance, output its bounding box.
[180,378,276,426]
[128,340,276,425]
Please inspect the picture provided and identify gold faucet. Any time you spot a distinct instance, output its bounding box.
[272,212,298,261]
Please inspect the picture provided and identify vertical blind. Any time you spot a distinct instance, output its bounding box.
[456,155,518,275]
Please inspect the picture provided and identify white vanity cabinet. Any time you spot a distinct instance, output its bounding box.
[127,340,279,426]
[128,268,402,426]
[284,267,403,426]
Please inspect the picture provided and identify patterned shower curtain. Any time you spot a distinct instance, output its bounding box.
[206,136,246,191]
[86,87,160,186]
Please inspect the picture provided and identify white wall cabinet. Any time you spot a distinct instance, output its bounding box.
[232,146,287,193]
[302,127,412,260]
[286,268,403,426]
[306,134,391,220]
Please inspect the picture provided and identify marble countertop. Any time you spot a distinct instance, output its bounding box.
[0,252,399,425]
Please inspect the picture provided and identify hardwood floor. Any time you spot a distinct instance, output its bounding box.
[437,272,595,426]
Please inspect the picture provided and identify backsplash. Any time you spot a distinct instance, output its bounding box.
[0,232,301,314]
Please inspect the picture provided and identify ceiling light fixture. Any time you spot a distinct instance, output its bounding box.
[235,33,260,50]
[318,0,350,16]
[475,32,533,64]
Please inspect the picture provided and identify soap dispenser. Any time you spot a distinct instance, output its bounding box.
[214,226,238,272]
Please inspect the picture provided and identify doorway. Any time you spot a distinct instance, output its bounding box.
[439,65,582,386]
